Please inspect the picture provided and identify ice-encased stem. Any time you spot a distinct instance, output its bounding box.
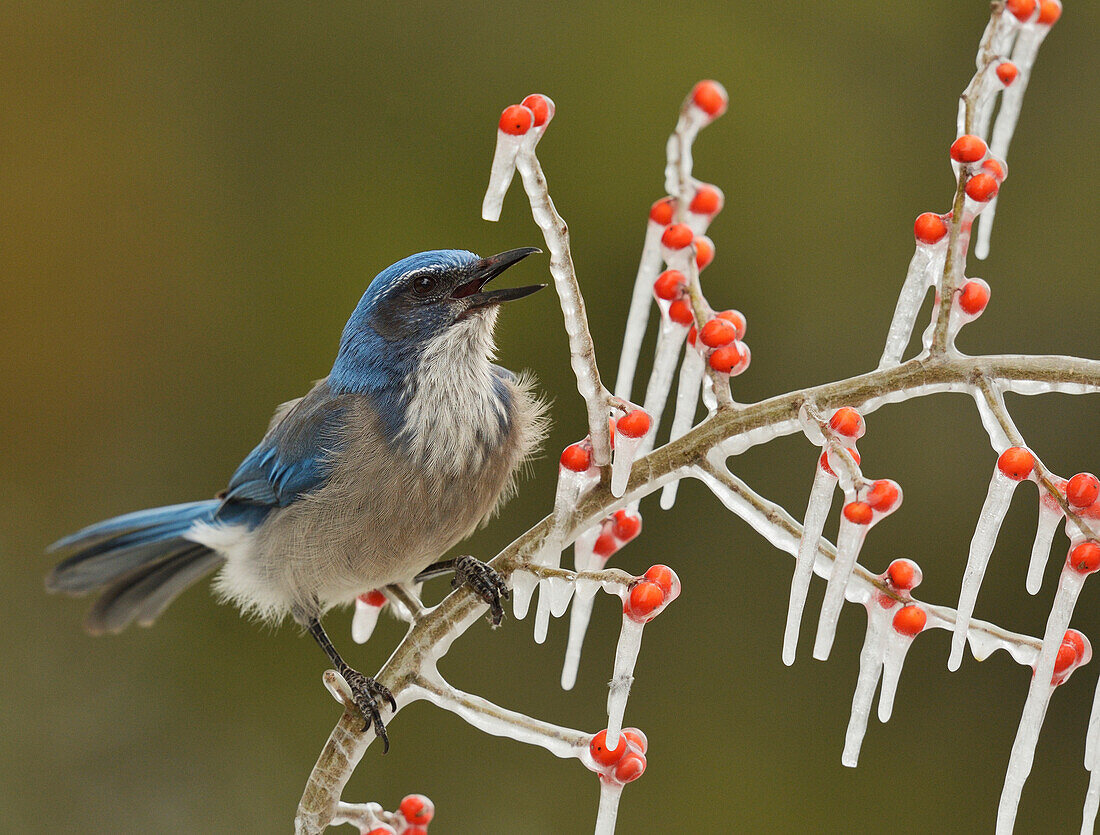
[1026,502,1064,595]
[660,347,705,510]
[611,431,644,499]
[813,516,868,661]
[997,566,1088,835]
[605,617,645,750]
[878,628,916,723]
[614,222,666,402]
[842,605,889,767]
[949,470,1018,671]
[561,578,600,691]
[784,466,836,665]
[638,322,688,457]
[593,780,624,835]
[878,242,947,368]
[481,131,521,222]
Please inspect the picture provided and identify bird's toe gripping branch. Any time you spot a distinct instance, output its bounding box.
[452,553,511,627]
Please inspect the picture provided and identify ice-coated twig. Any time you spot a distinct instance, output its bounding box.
[593,782,624,835]
[813,502,871,661]
[784,463,837,666]
[605,617,644,751]
[1084,675,1100,834]
[842,603,890,767]
[659,346,706,510]
[1028,500,1065,595]
[879,231,948,368]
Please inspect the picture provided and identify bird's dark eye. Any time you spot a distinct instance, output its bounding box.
[412,274,437,296]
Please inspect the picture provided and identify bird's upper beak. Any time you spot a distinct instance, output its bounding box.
[452,247,546,310]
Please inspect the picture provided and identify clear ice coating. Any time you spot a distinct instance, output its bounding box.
[561,578,601,691]
[843,604,889,767]
[1085,676,1100,834]
[878,237,948,368]
[813,512,869,661]
[660,347,705,510]
[481,129,523,222]
[615,218,668,402]
[593,780,624,835]
[611,427,645,498]
[1027,500,1065,595]
[638,320,689,458]
[997,565,1088,835]
[351,594,385,645]
[949,469,1019,671]
[784,465,837,665]
[605,616,645,751]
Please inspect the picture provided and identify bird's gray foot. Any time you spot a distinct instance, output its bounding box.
[340,666,397,753]
[452,554,510,626]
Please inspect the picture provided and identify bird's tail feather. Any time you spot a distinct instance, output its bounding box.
[46,501,225,634]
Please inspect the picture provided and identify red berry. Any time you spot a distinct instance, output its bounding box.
[359,589,387,607]
[622,727,648,753]
[589,729,627,766]
[843,501,873,525]
[653,269,686,300]
[668,298,695,325]
[1064,629,1088,657]
[950,135,987,163]
[617,410,651,438]
[887,559,921,590]
[613,510,642,541]
[649,197,676,226]
[982,158,1007,181]
[521,94,552,127]
[914,212,948,244]
[594,531,618,558]
[829,407,865,439]
[499,104,533,136]
[1066,473,1100,508]
[966,173,999,202]
[717,309,747,339]
[866,479,900,512]
[1069,541,1100,574]
[405,828,428,835]
[996,62,1018,86]
[560,443,592,472]
[625,580,665,621]
[708,342,742,373]
[1006,0,1036,21]
[1054,642,1079,675]
[694,236,715,270]
[893,605,927,636]
[686,325,697,346]
[614,752,647,783]
[661,223,694,249]
[689,185,723,215]
[691,80,728,117]
[700,318,737,348]
[1038,0,1062,25]
[399,794,435,826]
[643,564,677,596]
[819,447,860,478]
[997,447,1034,480]
[958,279,990,315]
[366,827,396,835]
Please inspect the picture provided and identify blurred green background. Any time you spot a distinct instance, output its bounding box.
[3,1,1098,832]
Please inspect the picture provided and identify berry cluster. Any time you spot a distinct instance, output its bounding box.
[588,728,648,785]
[623,565,680,623]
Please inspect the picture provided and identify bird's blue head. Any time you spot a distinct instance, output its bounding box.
[329,248,543,394]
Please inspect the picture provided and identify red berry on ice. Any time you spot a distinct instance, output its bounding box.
[521,94,552,127]
[589,729,627,766]
[819,447,860,478]
[499,104,533,135]
[691,80,728,117]
[560,443,592,472]
[843,501,873,525]
[594,531,619,559]
[829,407,865,440]
[668,298,695,325]
[997,447,1035,480]
[649,196,676,226]
[893,605,927,636]
[951,135,987,163]
[400,794,435,826]
[886,559,921,590]
[958,279,990,315]
[654,269,686,301]
[643,564,677,596]
[617,410,651,438]
[717,309,747,339]
[613,510,642,541]
[625,580,665,621]
[700,318,737,348]
[694,235,715,270]
[996,62,1018,86]
[708,343,742,374]
[1066,473,1100,508]
[690,185,723,215]
[914,212,948,244]
[1038,0,1062,25]
[965,173,999,202]
[614,752,647,783]
[981,158,1007,181]
[1069,541,1100,575]
[866,479,900,512]
[622,727,649,753]
[1006,0,1037,21]
[661,223,694,250]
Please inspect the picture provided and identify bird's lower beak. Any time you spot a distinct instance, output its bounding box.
[454,247,546,310]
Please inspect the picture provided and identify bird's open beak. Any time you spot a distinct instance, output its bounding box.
[453,247,546,310]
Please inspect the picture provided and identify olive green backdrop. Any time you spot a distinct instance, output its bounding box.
[3,2,1098,832]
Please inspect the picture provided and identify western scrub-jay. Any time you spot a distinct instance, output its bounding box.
[47,247,548,748]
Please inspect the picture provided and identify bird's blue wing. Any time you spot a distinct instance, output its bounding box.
[218,381,348,518]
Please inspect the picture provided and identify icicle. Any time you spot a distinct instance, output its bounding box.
[997,565,1089,835]
[611,411,650,498]
[949,469,1019,671]
[878,627,919,723]
[1027,500,1064,595]
[605,617,645,750]
[593,781,624,835]
[481,127,523,222]
[660,346,705,510]
[511,569,539,621]
[814,513,869,661]
[351,591,386,644]
[1084,675,1100,834]
[878,237,947,368]
[842,605,889,767]
[784,465,837,665]
[638,322,688,457]
[561,578,600,691]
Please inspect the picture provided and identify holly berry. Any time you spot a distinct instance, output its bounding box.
[717,309,747,339]
[1066,473,1100,508]
[589,729,627,766]
[649,197,676,226]
[1054,643,1078,676]
[359,589,387,607]
[914,212,948,244]
[981,158,1007,181]
[521,94,552,127]
[560,443,592,472]
[622,727,648,753]
[996,62,1018,86]
[661,223,694,250]
[499,104,533,136]
[997,447,1035,480]
[866,479,901,512]
[966,173,999,202]
[958,279,990,315]
[950,134,987,163]
[691,80,728,117]
[624,580,666,621]
[700,318,737,348]
[643,564,677,596]
[612,509,642,541]
[654,269,686,300]
[694,236,715,270]
[1006,0,1036,21]
[614,752,647,783]
[893,605,927,636]
[1069,541,1100,575]
[843,501,873,525]
[708,342,743,373]
[829,407,865,439]
[690,185,723,215]
[617,410,651,438]
[819,447,860,478]
[594,531,619,559]
[400,794,435,826]
[668,298,695,325]
[886,559,922,590]
[1038,0,1062,25]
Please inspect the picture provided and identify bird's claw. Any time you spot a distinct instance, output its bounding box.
[340,667,396,753]
[452,554,510,627]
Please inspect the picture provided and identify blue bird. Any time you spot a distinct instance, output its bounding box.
[47,248,548,748]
